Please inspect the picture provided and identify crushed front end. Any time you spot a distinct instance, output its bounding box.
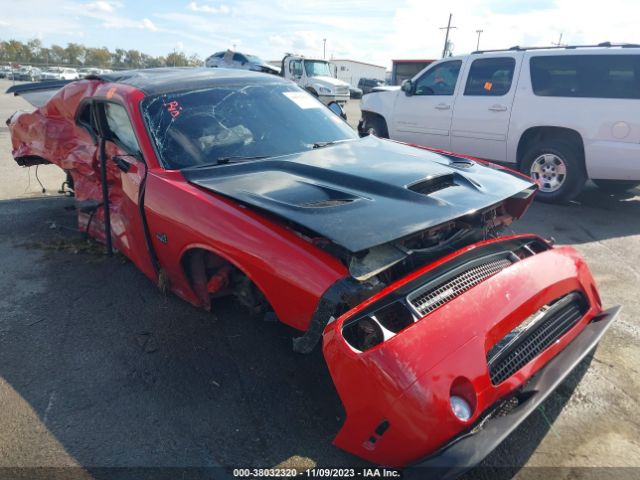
[322,234,618,470]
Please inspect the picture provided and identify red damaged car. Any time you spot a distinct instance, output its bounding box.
[6,69,619,474]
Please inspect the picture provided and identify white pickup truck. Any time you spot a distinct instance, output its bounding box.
[281,54,350,109]
[359,44,640,202]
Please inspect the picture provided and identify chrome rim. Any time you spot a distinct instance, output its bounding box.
[530,153,567,193]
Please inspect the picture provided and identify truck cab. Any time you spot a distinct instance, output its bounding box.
[281,54,350,108]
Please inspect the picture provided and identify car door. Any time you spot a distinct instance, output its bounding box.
[450,55,520,161]
[96,101,157,279]
[391,59,463,150]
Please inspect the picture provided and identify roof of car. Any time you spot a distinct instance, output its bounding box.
[87,67,288,95]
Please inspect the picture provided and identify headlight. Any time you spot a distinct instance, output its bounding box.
[317,86,332,94]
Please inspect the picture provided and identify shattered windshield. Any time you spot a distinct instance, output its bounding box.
[141,82,357,169]
[304,60,331,77]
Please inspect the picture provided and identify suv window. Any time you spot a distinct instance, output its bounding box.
[414,61,462,96]
[464,57,516,96]
[531,54,640,99]
[233,53,247,63]
[103,103,139,153]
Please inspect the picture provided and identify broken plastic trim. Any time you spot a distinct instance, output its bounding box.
[292,276,382,354]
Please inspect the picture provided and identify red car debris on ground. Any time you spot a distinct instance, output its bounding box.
[6,68,619,476]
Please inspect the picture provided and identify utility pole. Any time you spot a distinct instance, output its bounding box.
[440,13,457,58]
[323,38,327,59]
[552,33,564,47]
[475,29,483,51]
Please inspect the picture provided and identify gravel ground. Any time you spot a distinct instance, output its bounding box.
[0,79,639,479]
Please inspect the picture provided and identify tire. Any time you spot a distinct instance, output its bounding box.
[593,179,640,193]
[362,115,388,138]
[520,140,587,203]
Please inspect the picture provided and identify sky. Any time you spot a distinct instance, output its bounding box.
[1,0,640,68]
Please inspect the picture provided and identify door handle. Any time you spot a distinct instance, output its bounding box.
[435,103,451,110]
[489,104,508,112]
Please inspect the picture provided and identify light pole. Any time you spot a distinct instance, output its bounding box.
[323,38,327,59]
[476,29,483,51]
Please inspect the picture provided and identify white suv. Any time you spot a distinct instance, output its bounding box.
[359,44,640,202]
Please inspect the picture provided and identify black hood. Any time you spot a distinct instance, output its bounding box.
[182,136,535,253]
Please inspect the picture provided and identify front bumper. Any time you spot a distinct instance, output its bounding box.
[317,94,349,106]
[322,235,615,467]
[407,305,620,480]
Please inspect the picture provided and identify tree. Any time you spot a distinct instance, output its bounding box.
[0,37,206,70]
[27,38,43,62]
[188,53,203,67]
[85,47,112,68]
[111,48,126,68]
[165,51,189,67]
[65,43,85,65]
[125,49,142,68]
[50,44,66,64]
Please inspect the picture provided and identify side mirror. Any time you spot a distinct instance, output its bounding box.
[327,102,347,120]
[401,79,414,96]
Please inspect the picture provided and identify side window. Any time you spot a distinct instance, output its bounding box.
[414,61,462,96]
[531,54,640,99]
[290,59,303,77]
[233,53,246,63]
[75,102,96,140]
[464,57,516,96]
[103,103,139,153]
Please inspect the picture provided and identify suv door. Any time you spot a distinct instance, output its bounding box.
[450,55,520,161]
[391,60,463,150]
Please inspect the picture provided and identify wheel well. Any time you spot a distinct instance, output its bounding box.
[361,111,389,136]
[516,127,584,166]
[181,247,269,314]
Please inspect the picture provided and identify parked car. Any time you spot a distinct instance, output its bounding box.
[358,77,385,94]
[41,67,79,81]
[349,85,363,99]
[0,65,12,78]
[205,50,279,75]
[359,43,640,202]
[6,68,618,471]
[78,67,104,77]
[12,66,43,81]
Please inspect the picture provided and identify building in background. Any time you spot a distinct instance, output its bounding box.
[390,59,436,85]
[331,59,386,87]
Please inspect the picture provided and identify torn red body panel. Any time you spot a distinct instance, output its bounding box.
[5,70,618,474]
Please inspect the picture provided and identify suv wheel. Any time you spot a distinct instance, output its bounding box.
[520,141,587,203]
[593,179,640,193]
[363,116,388,138]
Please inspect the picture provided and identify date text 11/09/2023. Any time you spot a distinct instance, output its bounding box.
[232,468,402,478]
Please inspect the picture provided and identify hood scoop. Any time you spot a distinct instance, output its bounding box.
[407,174,456,196]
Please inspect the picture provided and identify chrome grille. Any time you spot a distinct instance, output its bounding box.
[335,85,349,95]
[487,293,587,385]
[409,258,512,316]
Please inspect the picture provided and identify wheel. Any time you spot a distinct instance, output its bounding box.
[520,141,587,203]
[363,115,388,138]
[593,179,640,193]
